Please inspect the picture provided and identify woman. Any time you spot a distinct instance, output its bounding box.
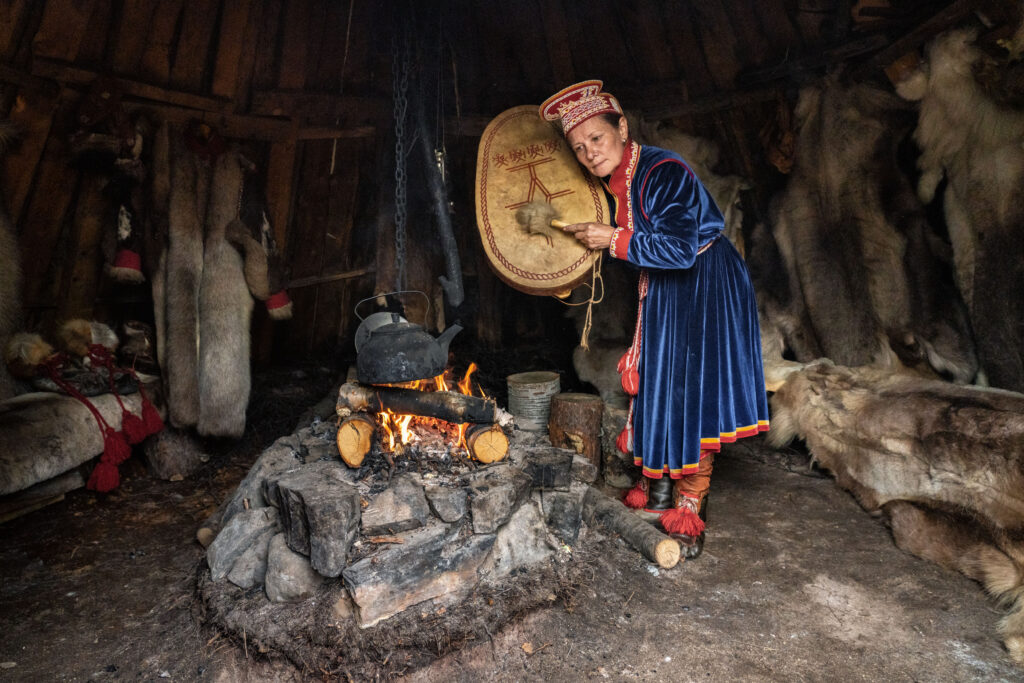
[540,81,769,558]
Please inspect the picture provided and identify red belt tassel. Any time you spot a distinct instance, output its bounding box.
[616,271,648,453]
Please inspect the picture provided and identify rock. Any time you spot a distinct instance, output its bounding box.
[302,442,337,463]
[424,484,468,523]
[222,436,302,521]
[342,525,495,627]
[541,483,587,544]
[467,466,532,534]
[480,498,554,580]
[361,473,431,536]
[196,527,215,548]
[331,592,355,623]
[571,454,599,484]
[523,449,574,490]
[265,533,324,603]
[269,461,361,577]
[142,427,207,480]
[206,507,280,581]
[226,529,275,589]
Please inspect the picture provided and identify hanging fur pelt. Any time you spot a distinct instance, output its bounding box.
[196,150,252,438]
[163,126,210,428]
[149,122,171,375]
[763,77,977,383]
[0,121,22,401]
[769,360,1024,663]
[897,28,1024,391]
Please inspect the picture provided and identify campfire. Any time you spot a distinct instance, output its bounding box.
[335,363,511,469]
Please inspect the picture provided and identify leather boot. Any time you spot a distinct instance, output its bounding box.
[645,476,673,512]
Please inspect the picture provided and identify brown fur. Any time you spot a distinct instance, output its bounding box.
[163,126,209,428]
[3,333,55,379]
[761,78,976,382]
[197,152,252,438]
[899,28,1024,391]
[56,319,118,358]
[771,362,1024,662]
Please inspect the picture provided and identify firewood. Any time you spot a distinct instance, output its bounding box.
[337,413,375,468]
[583,486,680,569]
[466,423,509,464]
[336,382,498,424]
[548,393,603,470]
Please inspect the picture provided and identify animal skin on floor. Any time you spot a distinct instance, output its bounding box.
[769,360,1024,663]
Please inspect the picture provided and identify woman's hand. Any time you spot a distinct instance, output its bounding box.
[562,222,615,250]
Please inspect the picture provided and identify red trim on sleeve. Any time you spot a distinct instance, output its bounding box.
[609,227,633,259]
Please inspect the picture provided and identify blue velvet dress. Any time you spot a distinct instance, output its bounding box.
[606,142,769,478]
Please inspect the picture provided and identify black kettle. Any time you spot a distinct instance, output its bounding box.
[356,313,463,385]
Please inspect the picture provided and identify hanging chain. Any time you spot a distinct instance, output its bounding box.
[392,22,411,291]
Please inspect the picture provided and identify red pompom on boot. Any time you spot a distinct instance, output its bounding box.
[623,478,649,509]
[659,495,706,537]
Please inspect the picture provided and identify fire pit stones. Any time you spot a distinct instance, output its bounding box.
[198,409,604,669]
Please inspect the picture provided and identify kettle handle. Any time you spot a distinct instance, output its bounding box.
[354,290,432,323]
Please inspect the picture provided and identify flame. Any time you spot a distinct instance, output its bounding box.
[374,363,484,453]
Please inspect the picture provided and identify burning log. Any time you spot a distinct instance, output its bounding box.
[583,486,680,569]
[336,414,375,468]
[335,382,498,424]
[466,423,508,463]
[548,393,603,471]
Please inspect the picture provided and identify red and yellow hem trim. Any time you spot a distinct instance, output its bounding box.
[634,420,769,478]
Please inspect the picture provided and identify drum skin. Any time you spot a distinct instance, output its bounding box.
[475,105,610,297]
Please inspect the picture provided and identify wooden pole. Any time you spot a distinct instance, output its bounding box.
[583,487,680,569]
[548,393,603,471]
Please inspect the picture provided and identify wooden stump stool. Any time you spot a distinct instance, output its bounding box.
[548,392,603,472]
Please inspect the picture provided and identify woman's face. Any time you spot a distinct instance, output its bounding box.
[566,115,629,178]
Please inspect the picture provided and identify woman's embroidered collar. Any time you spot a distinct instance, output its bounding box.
[604,140,640,230]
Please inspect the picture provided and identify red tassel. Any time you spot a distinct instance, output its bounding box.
[616,425,632,454]
[620,366,639,396]
[623,481,648,509]
[140,396,164,435]
[87,460,120,493]
[660,505,706,537]
[103,425,132,465]
[617,350,629,374]
[121,410,148,444]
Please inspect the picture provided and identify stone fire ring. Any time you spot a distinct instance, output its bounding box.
[197,414,603,674]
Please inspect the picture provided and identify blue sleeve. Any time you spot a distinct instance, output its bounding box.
[626,160,715,270]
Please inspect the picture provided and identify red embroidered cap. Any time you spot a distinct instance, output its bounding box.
[539,80,623,134]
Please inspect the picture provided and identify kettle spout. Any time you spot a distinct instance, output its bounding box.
[435,323,463,355]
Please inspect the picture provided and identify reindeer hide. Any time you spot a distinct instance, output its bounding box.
[899,28,1024,391]
[769,360,1024,662]
[196,152,252,438]
[762,78,976,382]
[163,127,208,428]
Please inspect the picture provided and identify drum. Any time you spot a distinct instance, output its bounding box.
[475,105,610,297]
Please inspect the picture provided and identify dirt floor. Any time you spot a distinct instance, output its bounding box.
[1,361,1023,682]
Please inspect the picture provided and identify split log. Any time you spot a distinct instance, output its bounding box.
[336,413,375,468]
[466,423,508,464]
[548,393,603,470]
[583,486,680,569]
[336,382,498,424]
